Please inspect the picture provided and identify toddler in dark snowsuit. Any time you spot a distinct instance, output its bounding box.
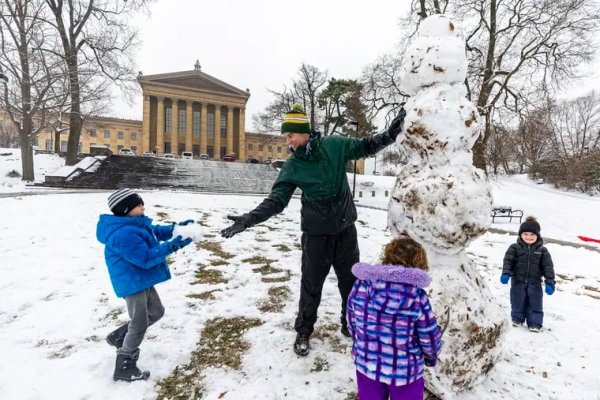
[501,216,555,332]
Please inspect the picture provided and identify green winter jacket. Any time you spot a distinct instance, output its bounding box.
[242,130,396,235]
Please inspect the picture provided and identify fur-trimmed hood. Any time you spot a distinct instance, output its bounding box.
[350,262,431,315]
[352,262,431,288]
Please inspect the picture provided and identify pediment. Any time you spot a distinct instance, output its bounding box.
[139,70,249,98]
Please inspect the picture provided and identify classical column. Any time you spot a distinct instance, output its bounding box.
[171,99,179,155]
[156,97,164,154]
[186,100,193,152]
[200,103,207,154]
[239,107,246,161]
[226,105,234,156]
[142,95,151,152]
[214,104,221,160]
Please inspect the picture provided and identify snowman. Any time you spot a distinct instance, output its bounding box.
[388,14,508,397]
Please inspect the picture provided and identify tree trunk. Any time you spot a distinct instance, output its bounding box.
[65,53,82,166]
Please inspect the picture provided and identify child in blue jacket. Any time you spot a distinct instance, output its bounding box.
[96,188,194,382]
[501,216,555,332]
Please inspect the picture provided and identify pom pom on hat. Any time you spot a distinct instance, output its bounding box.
[108,188,144,216]
[519,216,541,236]
[281,103,311,134]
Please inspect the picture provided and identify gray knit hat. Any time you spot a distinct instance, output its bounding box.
[108,188,144,216]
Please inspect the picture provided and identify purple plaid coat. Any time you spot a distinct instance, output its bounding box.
[347,262,442,386]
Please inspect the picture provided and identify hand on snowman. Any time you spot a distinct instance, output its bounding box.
[388,106,407,140]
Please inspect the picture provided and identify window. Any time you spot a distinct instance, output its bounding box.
[178,108,186,134]
[165,107,172,133]
[90,142,97,147]
[131,146,137,153]
[193,144,200,156]
[104,130,110,139]
[193,111,200,137]
[89,129,96,137]
[45,139,52,151]
[277,146,282,153]
[247,143,253,150]
[220,113,227,138]
[207,145,214,158]
[258,144,263,151]
[131,132,137,140]
[268,145,272,152]
[78,143,82,153]
[164,142,171,154]
[220,146,226,158]
[207,112,215,139]
[60,141,68,152]
[117,131,124,140]
[178,143,185,154]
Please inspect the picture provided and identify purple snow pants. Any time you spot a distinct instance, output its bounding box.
[356,371,424,400]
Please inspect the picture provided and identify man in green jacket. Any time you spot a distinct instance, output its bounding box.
[221,103,406,356]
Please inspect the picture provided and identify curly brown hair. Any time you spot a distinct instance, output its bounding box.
[381,236,429,271]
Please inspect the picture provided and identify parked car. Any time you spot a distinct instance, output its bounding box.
[163,153,175,159]
[141,151,155,157]
[199,154,209,160]
[222,154,236,162]
[271,159,286,168]
[118,148,135,156]
[181,151,193,159]
[262,159,272,165]
[246,157,259,164]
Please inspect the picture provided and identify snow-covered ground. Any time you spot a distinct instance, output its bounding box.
[0,148,65,193]
[1,152,599,399]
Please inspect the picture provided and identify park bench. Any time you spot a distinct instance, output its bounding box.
[491,206,523,223]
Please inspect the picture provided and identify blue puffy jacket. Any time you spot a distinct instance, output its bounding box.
[96,214,174,297]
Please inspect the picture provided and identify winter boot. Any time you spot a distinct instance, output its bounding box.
[340,325,351,338]
[106,323,129,348]
[113,349,150,382]
[293,333,311,357]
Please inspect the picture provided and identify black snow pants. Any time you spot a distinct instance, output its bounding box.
[294,224,359,335]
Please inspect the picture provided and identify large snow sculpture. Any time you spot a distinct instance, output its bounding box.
[388,14,508,398]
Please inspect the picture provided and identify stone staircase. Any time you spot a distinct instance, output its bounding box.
[42,155,280,194]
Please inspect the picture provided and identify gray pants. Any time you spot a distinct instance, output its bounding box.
[118,286,165,355]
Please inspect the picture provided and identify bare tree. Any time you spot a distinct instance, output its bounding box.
[362,0,600,171]
[43,0,149,165]
[0,0,64,180]
[252,63,328,134]
[548,91,600,160]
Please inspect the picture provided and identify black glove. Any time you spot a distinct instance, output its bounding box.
[221,214,249,238]
[167,235,193,252]
[424,357,437,367]
[388,106,407,140]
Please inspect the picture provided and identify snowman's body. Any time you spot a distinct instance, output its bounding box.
[388,15,508,397]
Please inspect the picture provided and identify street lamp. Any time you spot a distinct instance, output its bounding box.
[348,120,359,199]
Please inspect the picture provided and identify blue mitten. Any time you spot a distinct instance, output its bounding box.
[545,284,555,295]
[167,235,193,252]
[500,274,510,284]
[178,219,195,226]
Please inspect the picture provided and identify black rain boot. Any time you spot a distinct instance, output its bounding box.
[293,333,310,357]
[113,349,150,382]
[340,325,351,338]
[106,323,129,348]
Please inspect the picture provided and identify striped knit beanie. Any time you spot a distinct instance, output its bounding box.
[108,188,144,216]
[281,103,311,134]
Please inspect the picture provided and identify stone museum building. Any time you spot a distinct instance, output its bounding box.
[26,61,290,162]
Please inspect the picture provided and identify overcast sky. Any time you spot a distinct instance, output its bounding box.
[112,0,411,128]
[112,0,600,129]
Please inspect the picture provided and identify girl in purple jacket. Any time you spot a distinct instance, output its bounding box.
[347,236,442,400]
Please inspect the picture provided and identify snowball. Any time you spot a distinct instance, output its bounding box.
[172,223,204,243]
